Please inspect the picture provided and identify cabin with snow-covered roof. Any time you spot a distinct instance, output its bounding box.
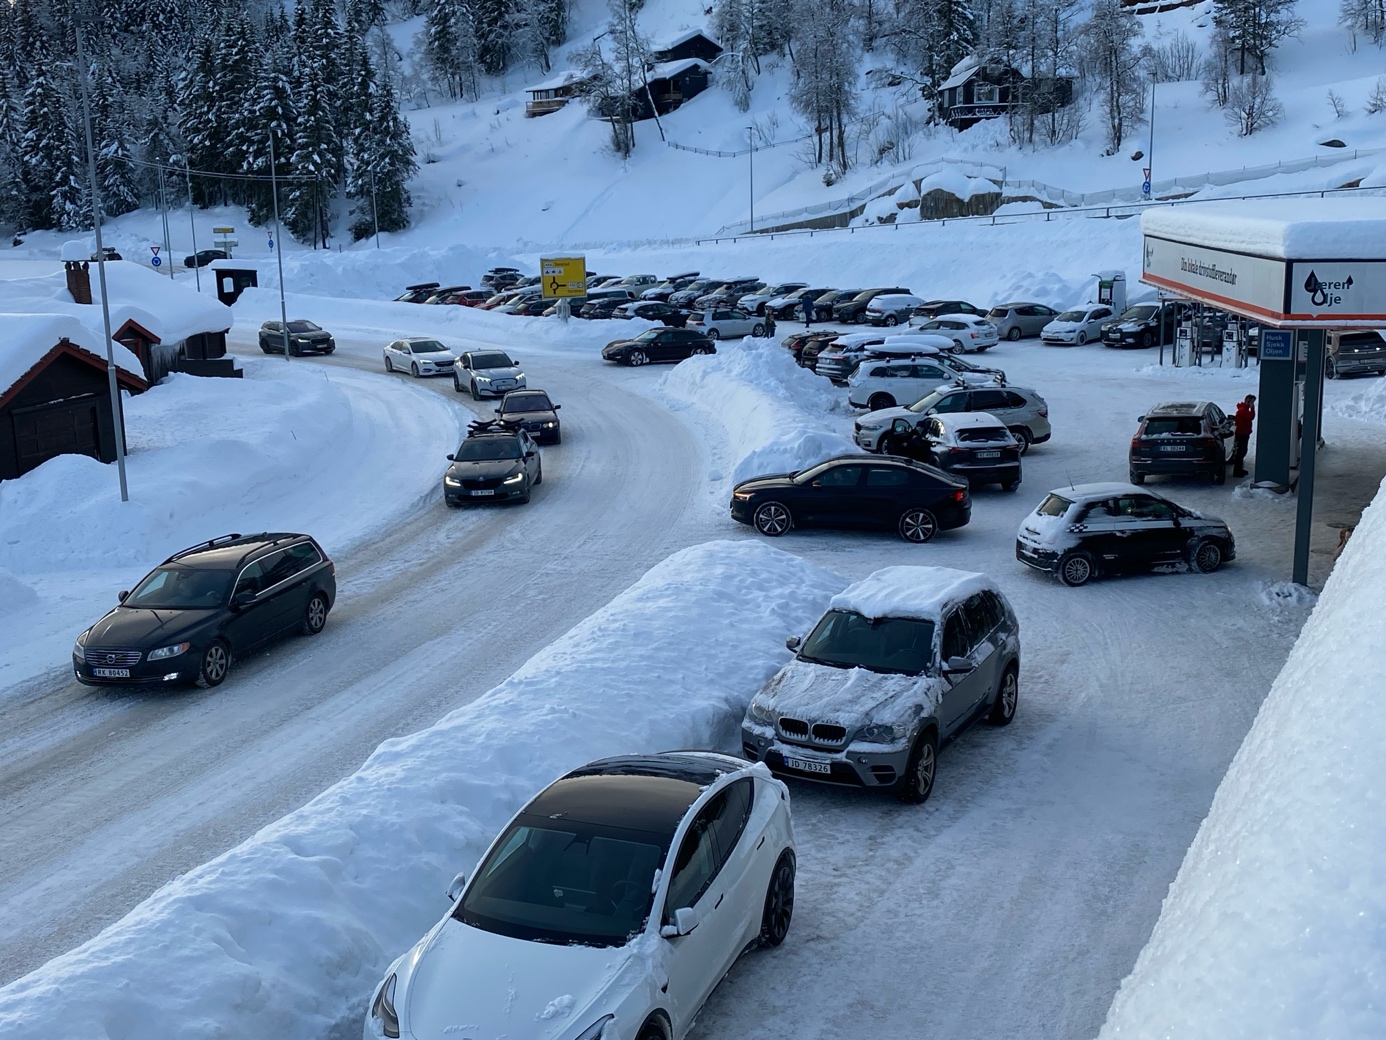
[649,30,722,65]
[937,59,1073,130]
[525,70,591,117]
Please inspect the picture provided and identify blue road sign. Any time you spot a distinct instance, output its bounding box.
[1142,181,1151,195]
[150,255,161,267]
[267,236,274,249]
[1260,329,1293,361]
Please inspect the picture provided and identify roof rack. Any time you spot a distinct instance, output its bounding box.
[166,532,243,563]
[466,417,528,437]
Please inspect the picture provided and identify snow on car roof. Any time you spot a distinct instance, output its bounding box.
[934,412,1010,432]
[1051,482,1147,501]
[933,313,987,324]
[1140,197,1386,260]
[1148,401,1213,414]
[869,294,919,305]
[830,566,995,623]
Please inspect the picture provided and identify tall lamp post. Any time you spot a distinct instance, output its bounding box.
[74,13,129,502]
[268,129,291,362]
[746,125,755,233]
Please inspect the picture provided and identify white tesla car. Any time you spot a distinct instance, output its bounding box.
[365,752,796,1040]
[384,337,461,377]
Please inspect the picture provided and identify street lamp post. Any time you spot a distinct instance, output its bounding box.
[746,125,755,233]
[268,129,291,361]
[74,13,128,502]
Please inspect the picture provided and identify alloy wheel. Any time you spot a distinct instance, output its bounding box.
[754,502,791,536]
[1194,541,1223,573]
[899,508,937,543]
[761,855,795,946]
[628,349,648,366]
[1059,553,1093,586]
[305,595,328,634]
[200,642,229,687]
[1008,327,1021,341]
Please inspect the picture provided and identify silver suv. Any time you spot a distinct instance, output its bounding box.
[453,349,526,399]
[741,566,1020,804]
[855,382,1052,454]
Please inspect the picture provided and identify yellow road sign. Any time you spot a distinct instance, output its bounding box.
[540,256,586,298]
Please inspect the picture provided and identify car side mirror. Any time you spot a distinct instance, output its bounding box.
[525,451,536,459]
[117,590,128,602]
[785,635,801,651]
[446,453,455,461]
[231,589,256,610]
[446,872,467,903]
[660,906,700,938]
[1136,415,1145,423]
[944,656,973,674]
[494,408,502,415]
[553,404,561,410]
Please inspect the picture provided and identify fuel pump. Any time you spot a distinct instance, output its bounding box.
[1221,321,1248,368]
[1175,322,1196,367]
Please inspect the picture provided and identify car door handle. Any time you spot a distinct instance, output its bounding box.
[714,892,725,909]
[756,834,766,850]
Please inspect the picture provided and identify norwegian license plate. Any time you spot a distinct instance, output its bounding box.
[469,489,495,496]
[977,451,1001,459]
[92,667,130,678]
[784,757,830,775]
[1160,445,1187,452]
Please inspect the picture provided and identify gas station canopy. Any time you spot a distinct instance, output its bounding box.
[1141,197,1386,329]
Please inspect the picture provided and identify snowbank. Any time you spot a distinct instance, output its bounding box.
[0,541,843,1040]
[1097,473,1386,1040]
[658,337,857,491]
[1329,373,1386,426]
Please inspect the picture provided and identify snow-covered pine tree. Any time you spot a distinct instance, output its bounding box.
[0,73,27,228]
[1081,0,1144,154]
[422,0,480,98]
[286,3,344,247]
[714,0,757,109]
[90,61,140,217]
[243,20,298,228]
[178,35,224,205]
[1211,0,1303,75]
[789,0,859,174]
[20,55,87,230]
[472,0,514,75]
[891,0,978,107]
[347,73,417,239]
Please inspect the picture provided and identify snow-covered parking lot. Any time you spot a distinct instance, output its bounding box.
[2,289,1384,1038]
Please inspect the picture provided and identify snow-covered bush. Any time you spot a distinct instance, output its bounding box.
[1225,72,1284,135]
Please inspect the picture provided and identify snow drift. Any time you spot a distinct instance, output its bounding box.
[1097,472,1386,1040]
[0,540,843,1040]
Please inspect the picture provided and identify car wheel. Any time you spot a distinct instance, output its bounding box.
[896,728,937,804]
[323,347,335,355]
[635,1021,668,1040]
[410,362,420,377]
[303,593,329,635]
[753,501,792,536]
[1007,326,1022,341]
[884,314,899,327]
[259,338,270,353]
[384,356,393,372]
[535,462,543,486]
[951,339,965,354]
[628,349,648,366]
[898,507,938,544]
[471,381,481,401]
[1141,331,1154,348]
[288,342,302,357]
[692,344,713,355]
[758,851,796,947]
[707,328,721,340]
[1212,465,1227,485]
[552,431,563,445]
[988,664,1019,726]
[1058,551,1095,587]
[1191,539,1225,574]
[196,639,230,688]
[1009,427,1032,456]
[1130,470,1146,485]
[854,313,867,324]
[753,323,766,337]
[1325,356,1337,379]
[453,373,463,392]
[868,392,895,411]
[1076,331,1088,345]
[1001,477,1021,492]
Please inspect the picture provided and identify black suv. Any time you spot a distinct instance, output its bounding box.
[1129,401,1233,485]
[1102,302,1187,349]
[833,288,912,324]
[911,300,985,322]
[443,420,541,505]
[73,533,336,689]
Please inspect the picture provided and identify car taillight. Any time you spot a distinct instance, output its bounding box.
[1131,435,1142,449]
[1037,405,1049,418]
[953,490,966,502]
[970,332,980,339]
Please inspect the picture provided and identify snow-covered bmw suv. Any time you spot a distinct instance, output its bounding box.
[741,566,1020,804]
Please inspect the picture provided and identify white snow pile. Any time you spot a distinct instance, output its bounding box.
[831,564,988,621]
[0,569,37,616]
[1329,368,1386,426]
[658,337,856,491]
[1097,474,1386,1040]
[0,540,843,1040]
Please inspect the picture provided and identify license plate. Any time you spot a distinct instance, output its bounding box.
[1160,445,1187,452]
[469,489,495,496]
[784,757,830,775]
[977,451,1001,459]
[93,667,130,678]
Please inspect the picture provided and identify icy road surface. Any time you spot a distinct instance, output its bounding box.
[2,314,1383,1039]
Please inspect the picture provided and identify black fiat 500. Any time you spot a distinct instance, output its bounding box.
[731,455,970,543]
[74,533,336,688]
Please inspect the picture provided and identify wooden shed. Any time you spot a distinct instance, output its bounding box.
[1,319,146,481]
[649,30,722,65]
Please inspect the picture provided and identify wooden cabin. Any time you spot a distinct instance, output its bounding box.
[649,30,722,65]
[525,70,590,117]
[937,60,1074,130]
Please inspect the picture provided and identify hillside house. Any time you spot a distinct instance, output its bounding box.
[649,30,722,64]
[937,60,1074,130]
[525,70,590,117]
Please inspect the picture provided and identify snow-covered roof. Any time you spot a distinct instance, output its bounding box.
[652,28,720,51]
[932,312,989,324]
[0,261,232,347]
[1141,198,1386,260]
[938,58,982,92]
[647,58,707,81]
[829,566,995,623]
[526,69,587,93]
[832,333,888,347]
[0,313,144,397]
[1051,482,1145,500]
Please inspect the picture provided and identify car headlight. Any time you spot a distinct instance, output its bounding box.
[732,490,753,501]
[503,472,525,485]
[371,974,400,1039]
[746,699,775,725]
[475,373,491,382]
[856,723,907,744]
[73,629,91,661]
[574,1016,614,1040]
[444,476,461,487]
[148,641,191,661]
[860,421,884,431]
[542,421,557,428]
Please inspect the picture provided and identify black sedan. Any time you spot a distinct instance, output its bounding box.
[443,423,541,505]
[184,249,228,268]
[602,327,714,366]
[731,455,970,543]
[833,288,912,324]
[614,300,688,326]
[495,388,562,444]
[73,533,335,689]
[259,319,336,355]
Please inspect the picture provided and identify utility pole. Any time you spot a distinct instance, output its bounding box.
[185,160,201,292]
[370,167,380,248]
[75,13,129,502]
[156,163,174,280]
[746,125,755,233]
[269,130,290,362]
[1146,76,1156,199]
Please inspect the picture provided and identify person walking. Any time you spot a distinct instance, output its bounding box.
[764,311,776,339]
[801,292,814,328]
[1230,393,1256,478]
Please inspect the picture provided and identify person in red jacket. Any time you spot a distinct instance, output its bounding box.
[1231,394,1256,477]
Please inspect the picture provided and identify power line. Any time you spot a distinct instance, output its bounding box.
[118,154,321,184]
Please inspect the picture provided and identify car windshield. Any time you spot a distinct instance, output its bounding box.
[987,307,1010,318]
[1144,416,1203,435]
[286,321,320,333]
[907,391,949,414]
[1121,306,1158,321]
[635,329,662,342]
[1036,493,1074,517]
[957,427,1011,443]
[456,817,666,947]
[798,609,937,675]
[410,340,448,352]
[501,393,552,413]
[456,438,522,460]
[1056,310,1087,322]
[123,564,232,609]
[471,352,513,368]
[948,356,985,372]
